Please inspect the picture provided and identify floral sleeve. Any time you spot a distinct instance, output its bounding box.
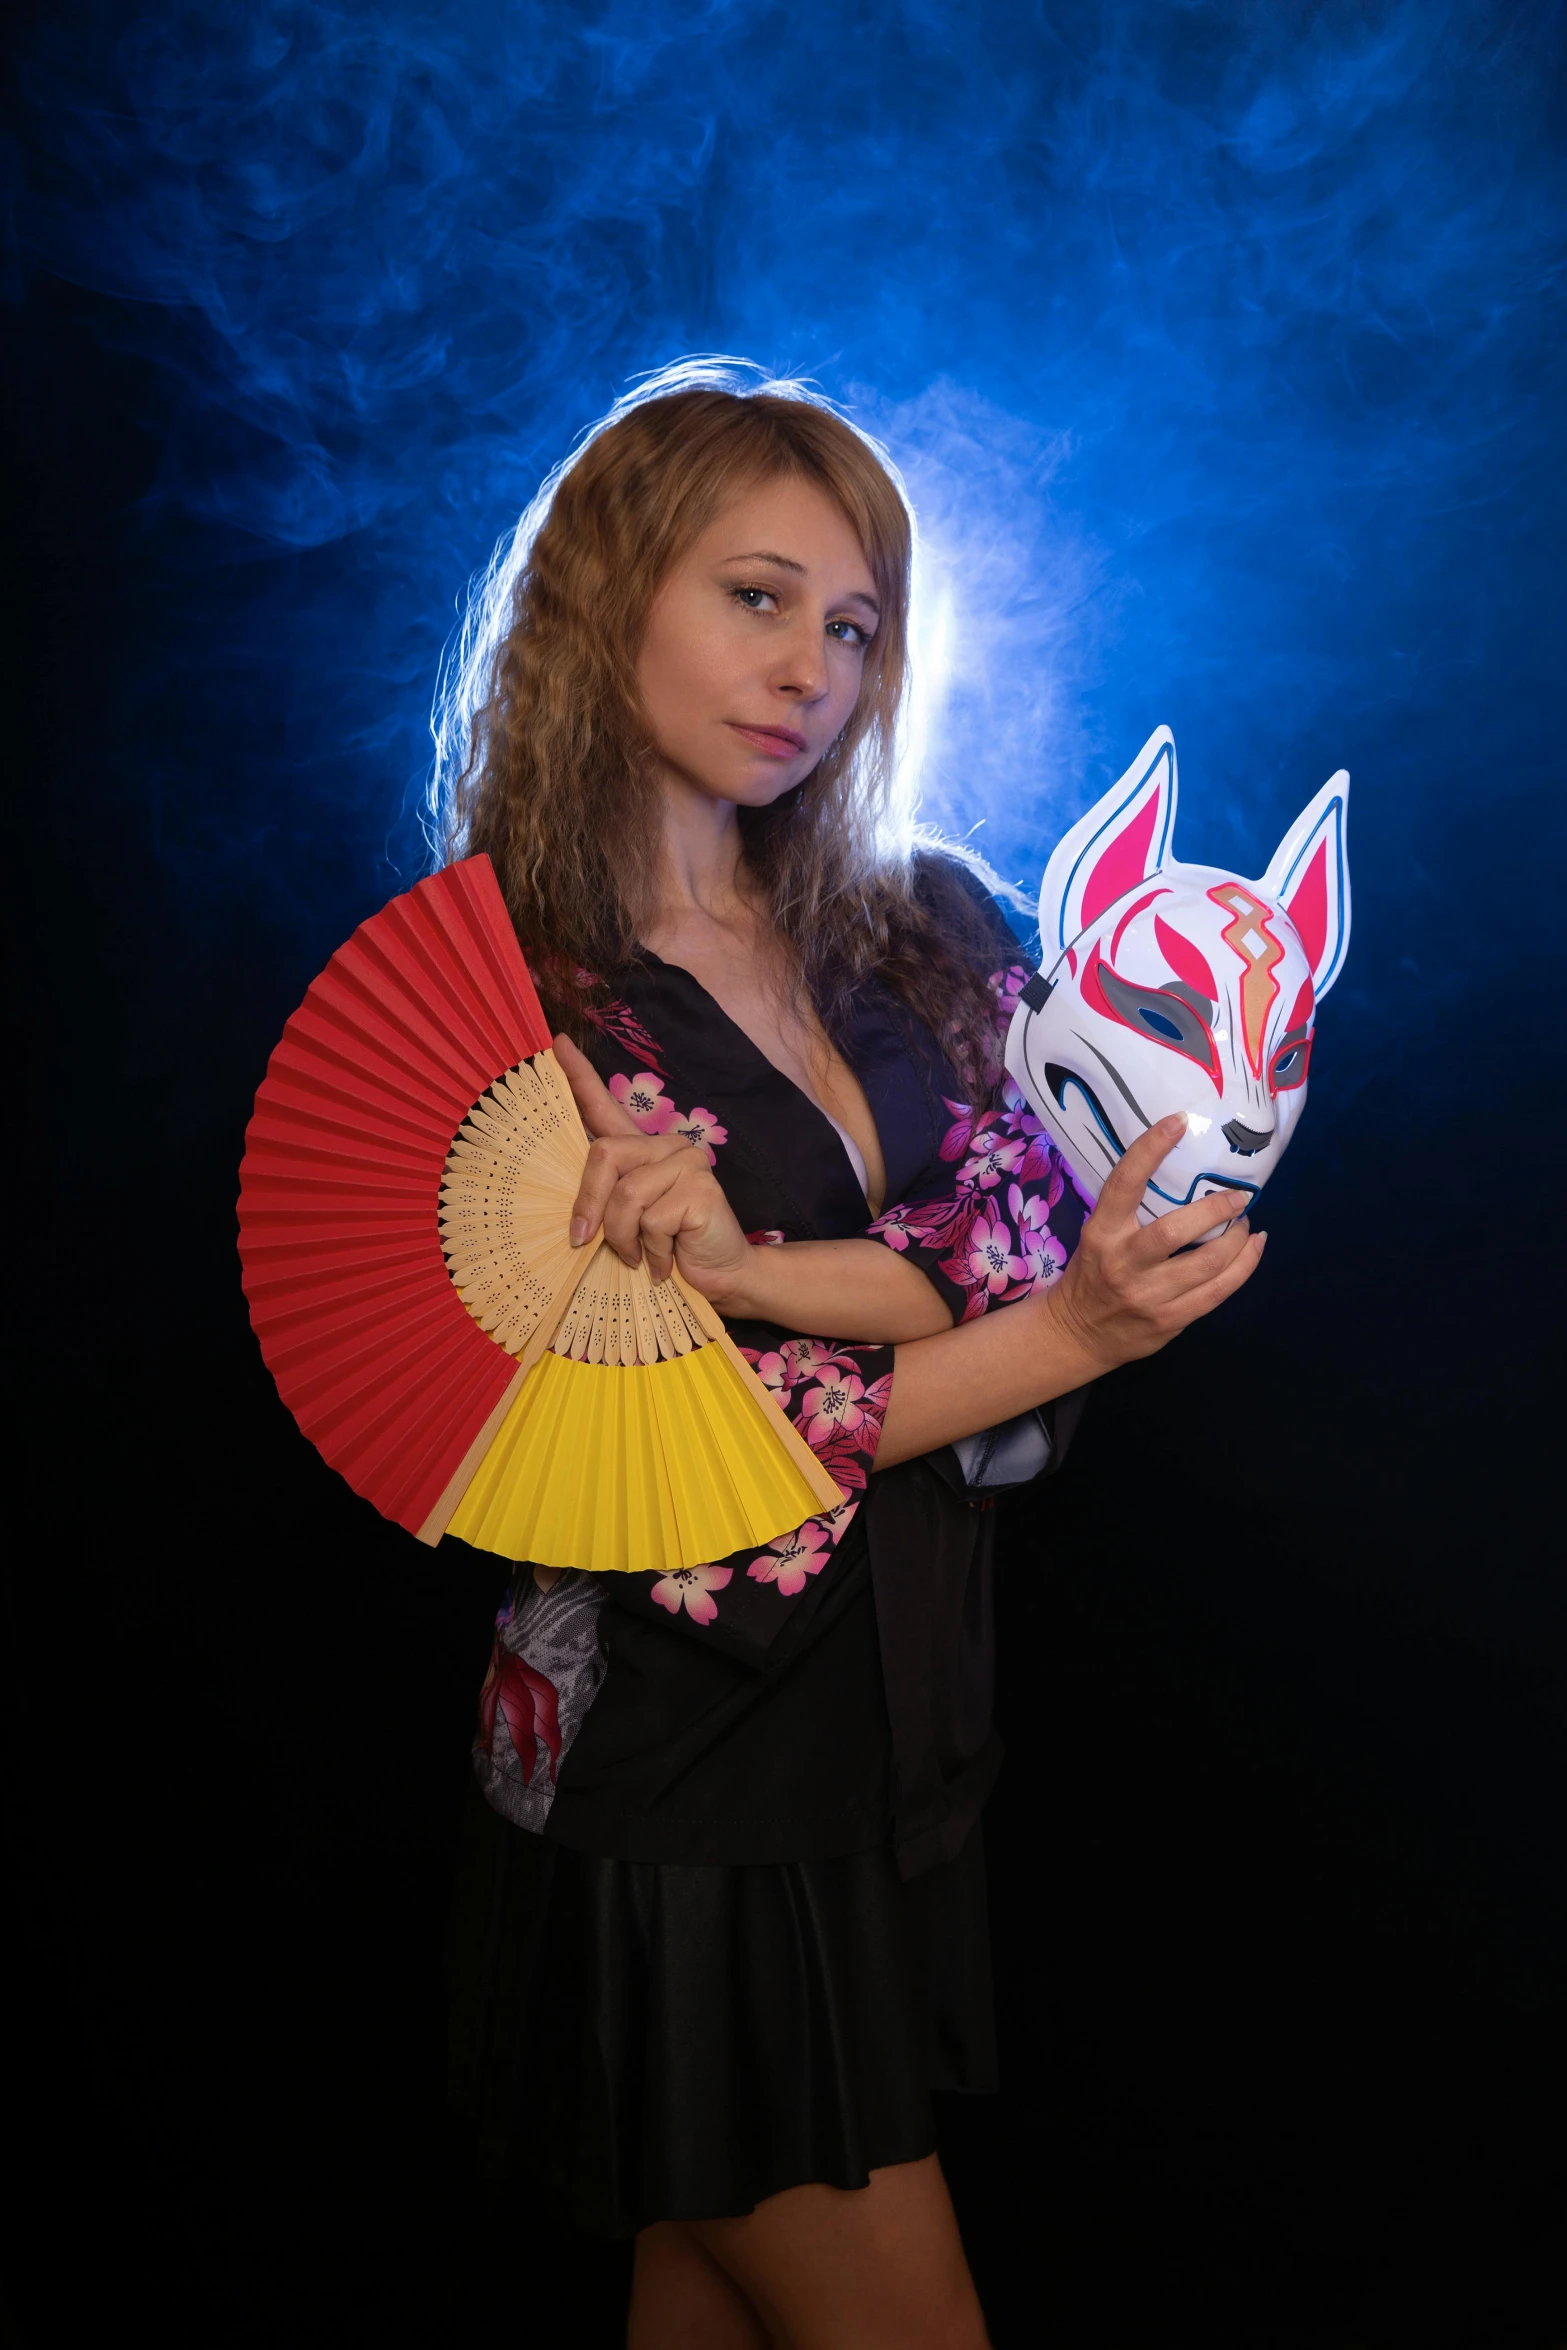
[868,963,1093,1324]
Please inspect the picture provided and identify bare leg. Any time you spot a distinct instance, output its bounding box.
[689,2153,989,2350]
[629,2220,774,2349]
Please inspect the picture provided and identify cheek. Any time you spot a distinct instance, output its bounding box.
[820,662,867,745]
[649,609,760,727]
[637,607,703,717]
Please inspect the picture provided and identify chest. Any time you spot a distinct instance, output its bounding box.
[589,960,957,1246]
[646,938,890,1214]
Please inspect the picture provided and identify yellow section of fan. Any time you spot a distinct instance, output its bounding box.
[446,1342,838,1573]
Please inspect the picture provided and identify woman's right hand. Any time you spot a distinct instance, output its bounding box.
[1047,1114,1266,1375]
[554,1036,952,1336]
[554,1034,755,1296]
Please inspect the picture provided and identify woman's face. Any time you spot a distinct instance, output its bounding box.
[635,472,881,811]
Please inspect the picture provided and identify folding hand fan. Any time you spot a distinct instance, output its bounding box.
[237,856,843,1573]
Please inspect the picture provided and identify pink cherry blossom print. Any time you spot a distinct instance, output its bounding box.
[649,1563,733,1623]
[940,1097,978,1162]
[959,1128,1025,1192]
[999,1077,1056,1184]
[873,1194,971,1254]
[751,1349,793,1393]
[747,1518,833,1595]
[672,1106,728,1165]
[609,1071,678,1134]
[797,1370,868,1448]
[1009,1183,1068,1287]
[867,1201,916,1250]
[745,1228,786,1247]
[967,1210,1027,1296]
[780,1337,837,1381]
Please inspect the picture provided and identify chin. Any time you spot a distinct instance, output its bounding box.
[719,763,809,809]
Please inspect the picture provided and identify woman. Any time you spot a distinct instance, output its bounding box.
[442,362,1262,2348]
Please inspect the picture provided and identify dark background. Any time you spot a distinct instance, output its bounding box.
[5,3,1564,2344]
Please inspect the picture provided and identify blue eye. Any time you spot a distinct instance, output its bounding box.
[1139,1007,1183,1041]
[1268,1027,1312,1092]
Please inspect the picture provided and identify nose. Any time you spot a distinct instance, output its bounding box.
[772,616,830,705]
[1222,1116,1275,1156]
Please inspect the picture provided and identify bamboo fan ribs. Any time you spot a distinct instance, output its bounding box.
[437,1058,708,1368]
[237,855,842,1575]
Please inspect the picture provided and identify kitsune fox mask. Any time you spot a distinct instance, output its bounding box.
[1005,727,1351,1226]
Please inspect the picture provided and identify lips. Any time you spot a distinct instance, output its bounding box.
[729,722,808,756]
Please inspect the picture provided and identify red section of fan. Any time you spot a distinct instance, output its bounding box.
[237,856,551,1534]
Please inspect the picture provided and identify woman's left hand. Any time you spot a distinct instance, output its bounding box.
[554,1033,754,1295]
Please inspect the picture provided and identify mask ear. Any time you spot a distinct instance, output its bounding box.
[1038,727,1178,956]
[1260,771,1351,998]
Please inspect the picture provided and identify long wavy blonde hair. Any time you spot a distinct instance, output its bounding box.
[433,360,1004,1091]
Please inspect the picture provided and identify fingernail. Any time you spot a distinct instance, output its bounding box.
[1255,1230,1268,1251]
[569,1217,588,1247]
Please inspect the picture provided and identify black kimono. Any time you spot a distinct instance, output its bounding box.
[448,871,1089,2235]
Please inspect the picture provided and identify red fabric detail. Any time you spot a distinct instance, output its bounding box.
[1154,914,1218,1003]
[1080,791,1161,929]
[478,1642,562,1786]
[585,995,668,1077]
[1286,839,1329,975]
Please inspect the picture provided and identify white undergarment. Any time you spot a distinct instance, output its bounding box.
[820,1108,870,1200]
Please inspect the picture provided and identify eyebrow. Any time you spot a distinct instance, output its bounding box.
[720,549,881,619]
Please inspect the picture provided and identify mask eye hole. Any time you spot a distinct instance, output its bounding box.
[1162,980,1215,1024]
[1268,1027,1312,1093]
[1093,959,1216,1072]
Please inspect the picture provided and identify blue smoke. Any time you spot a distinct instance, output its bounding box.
[14,0,1560,893]
[8,0,1566,2053]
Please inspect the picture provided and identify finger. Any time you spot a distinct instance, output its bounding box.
[1129,1187,1255,1263]
[1144,1213,1253,1298]
[570,1132,687,1247]
[553,1032,643,1140]
[1091,1115,1190,1229]
[626,1160,728,1284]
[600,1156,698,1267]
[1166,1228,1268,1328]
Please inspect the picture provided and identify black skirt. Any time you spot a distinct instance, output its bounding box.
[446,1787,997,2238]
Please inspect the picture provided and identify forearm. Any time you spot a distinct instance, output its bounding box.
[706,1237,951,1341]
[874,1287,1106,1468]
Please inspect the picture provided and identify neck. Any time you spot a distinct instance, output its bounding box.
[649,768,752,931]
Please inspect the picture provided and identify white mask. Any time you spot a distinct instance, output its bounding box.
[1005,726,1351,1227]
